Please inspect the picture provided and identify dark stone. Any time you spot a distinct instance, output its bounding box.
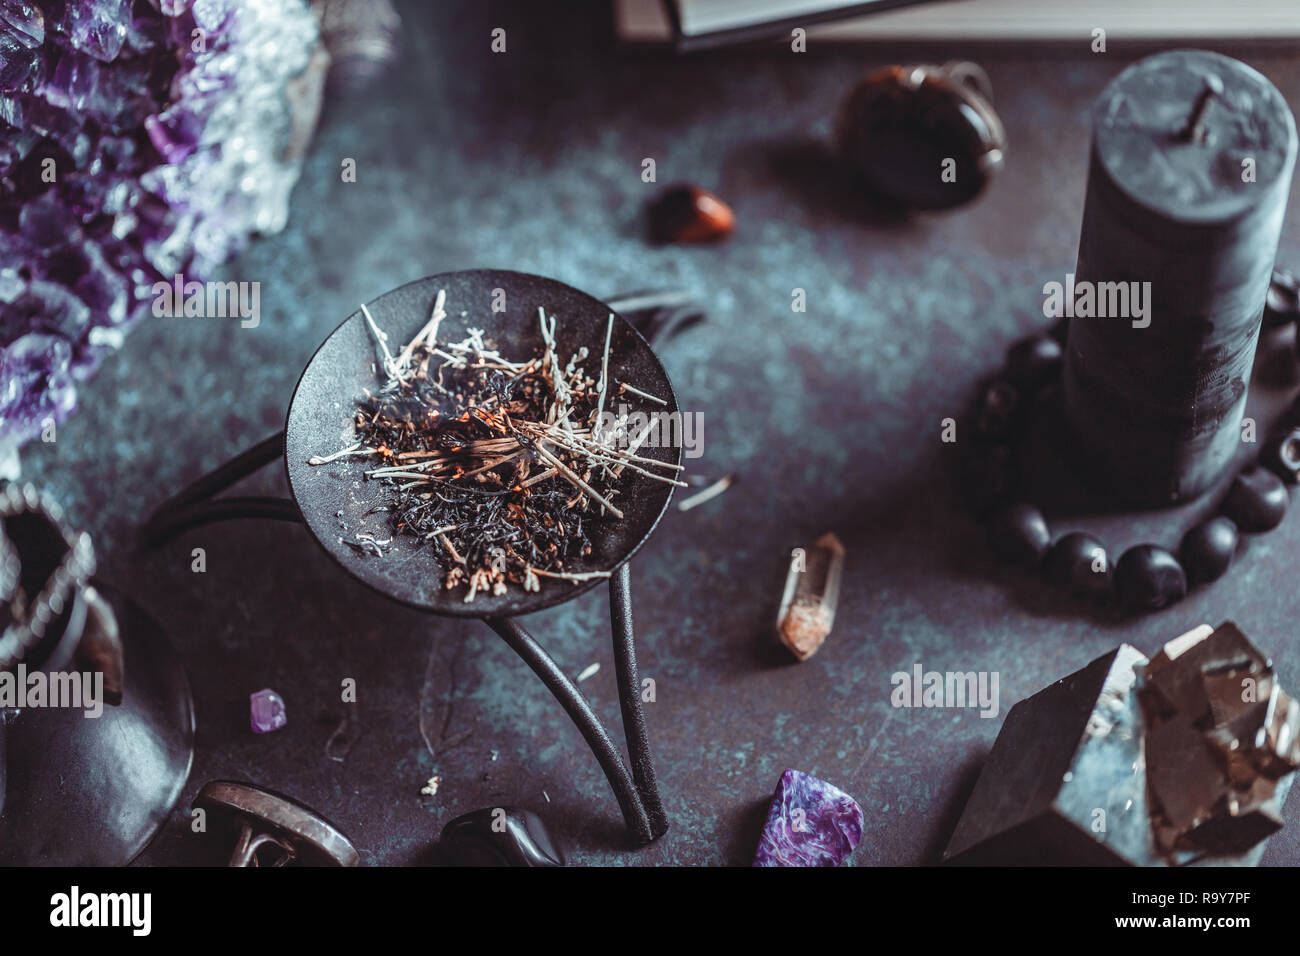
[1115,545,1187,612]
[972,379,1022,440]
[1004,334,1063,392]
[1137,623,1299,858]
[1223,466,1288,532]
[1262,427,1300,484]
[988,502,1050,567]
[647,183,734,243]
[1179,516,1238,586]
[1044,531,1111,597]
[440,807,565,867]
[947,629,1298,867]
[945,645,1155,865]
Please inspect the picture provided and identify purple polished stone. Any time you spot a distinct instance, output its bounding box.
[753,769,864,867]
[249,688,287,734]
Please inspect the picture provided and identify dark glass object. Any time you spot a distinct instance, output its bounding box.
[835,61,1006,211]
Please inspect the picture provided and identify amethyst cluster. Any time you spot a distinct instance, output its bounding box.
[0,0,321,475]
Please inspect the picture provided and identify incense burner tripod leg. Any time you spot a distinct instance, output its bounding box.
[142,437,670,845]
[486,571,669,844]
[139,432,293,545]
[607,562,668,835]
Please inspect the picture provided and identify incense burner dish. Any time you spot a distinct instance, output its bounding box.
[285,269,682,618]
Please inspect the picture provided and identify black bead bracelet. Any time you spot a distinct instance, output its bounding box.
[958,268,1300,615]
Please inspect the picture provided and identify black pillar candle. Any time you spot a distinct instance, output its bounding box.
[1063,51,1297,505]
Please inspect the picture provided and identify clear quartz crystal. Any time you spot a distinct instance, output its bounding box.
[776,532,845,661]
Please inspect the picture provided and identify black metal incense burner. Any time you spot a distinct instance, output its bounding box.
[143,270,701,846]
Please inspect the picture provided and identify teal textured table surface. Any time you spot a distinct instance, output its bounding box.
[20,1,1300,865]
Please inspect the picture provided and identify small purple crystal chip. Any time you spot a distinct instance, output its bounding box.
[753,769,864,867]
[249,688,287,734]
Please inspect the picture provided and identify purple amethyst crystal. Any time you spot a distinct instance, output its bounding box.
[0,0,322,476]
[250,688,287,734]
[753,769,864,867]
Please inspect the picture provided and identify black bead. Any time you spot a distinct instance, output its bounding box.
[1005,335,1063,392]
[973,379,1022,440]
[1115,544,1187,612]
[988,502,1050,567]
[440,807,565,867]
[1261,427,1300,484]
[1179,516,1238,586]
[1222,466,1288,532]
[1044,532,1111,597]
[1266,268,1300,329]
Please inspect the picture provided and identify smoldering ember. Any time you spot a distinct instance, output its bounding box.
[890,664,1000,718]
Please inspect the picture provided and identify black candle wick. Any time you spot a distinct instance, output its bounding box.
[1180,75,1225,143]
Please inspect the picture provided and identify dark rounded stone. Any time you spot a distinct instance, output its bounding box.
[1222,466,1288,532]
[988,502,1050,567]
[440,807,564,867]
[1044,531,1111,597]
[973,379,1022,440]
[1179,516,1238,586]
[1261,427,1300,484]
[1115,544,1187,612]
[1004,335,1063,391]
[958,442,1015,515]
[647,184,734,243]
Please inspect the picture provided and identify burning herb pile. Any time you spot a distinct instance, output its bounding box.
[309,290,685,603]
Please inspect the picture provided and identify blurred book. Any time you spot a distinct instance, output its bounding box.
[616,0,1300,48]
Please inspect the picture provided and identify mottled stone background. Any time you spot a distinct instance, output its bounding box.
[21,1,1300,865]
